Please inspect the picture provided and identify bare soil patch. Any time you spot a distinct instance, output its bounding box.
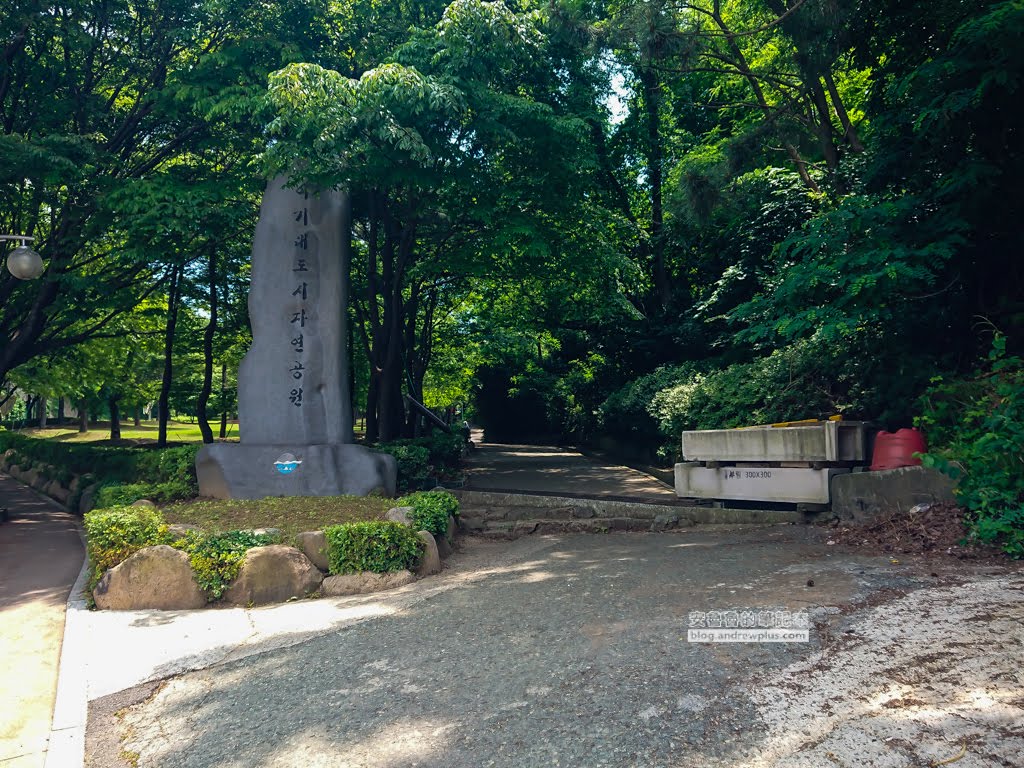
[826,502,1008,562]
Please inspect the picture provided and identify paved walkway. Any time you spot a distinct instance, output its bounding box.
[0,473,85,768]
[82,530,1023,768]
[464,442,678,501]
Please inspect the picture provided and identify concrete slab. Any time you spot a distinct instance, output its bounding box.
[674,463,849,504]
[682,421,869,463]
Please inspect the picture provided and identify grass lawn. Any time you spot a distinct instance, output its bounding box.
[16,420,238,444]
[161,495,394,541]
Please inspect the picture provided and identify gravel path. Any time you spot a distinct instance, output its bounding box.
[89,527,1023,768]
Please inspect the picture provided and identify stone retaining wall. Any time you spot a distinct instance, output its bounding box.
[0,450,100,514]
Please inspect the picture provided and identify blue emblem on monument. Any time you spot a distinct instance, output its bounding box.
[274,453,302,475]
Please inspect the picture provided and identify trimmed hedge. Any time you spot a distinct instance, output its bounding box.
[396,490,460,537]
[323,521,423,575]
[0,433,199,506]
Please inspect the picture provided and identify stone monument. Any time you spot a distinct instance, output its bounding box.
[196,177,396,498]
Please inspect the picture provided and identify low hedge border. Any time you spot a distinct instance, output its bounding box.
[396,490,460,538]
[0,433,199,512]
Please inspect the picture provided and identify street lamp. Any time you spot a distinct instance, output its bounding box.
[1,235,44,280]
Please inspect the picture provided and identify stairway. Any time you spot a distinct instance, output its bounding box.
[453,490,807,539]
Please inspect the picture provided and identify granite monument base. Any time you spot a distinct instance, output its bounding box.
[196,444,397,500]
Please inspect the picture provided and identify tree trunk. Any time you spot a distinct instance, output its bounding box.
[639,66,670,311]
[158,266,181,447]
[347,307,356,440]
[806,72,840,174]
[134,404,141,427]
[23,395,35,428]
[712,6,820,193]
[109,396,121,440]
[197,251,217,444]
[57,397,65,425]
[219,361,228,439]
[79,399,88,432]
[38,396,47,429]
[823,71,863,152]
[365,374,380,443]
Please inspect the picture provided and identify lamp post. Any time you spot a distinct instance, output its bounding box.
[2,235,44,280]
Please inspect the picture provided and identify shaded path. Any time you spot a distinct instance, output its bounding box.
[464,442,678,501]
[0,473,85,768]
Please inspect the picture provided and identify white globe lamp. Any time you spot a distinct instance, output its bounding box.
[3,236,44,280]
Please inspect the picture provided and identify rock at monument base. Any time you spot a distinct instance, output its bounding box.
[415,531,441,576]
[385,506,414,525]
[94,545,207,611]
[321,570,416,597]
[832,466,957,525]
[296,530,330,571]
[196,443,397,500]
[445,515,457,541]
[222,545,323,605]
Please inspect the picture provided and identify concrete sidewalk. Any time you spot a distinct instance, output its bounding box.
[464,442,678,501]
[0,472,85,768]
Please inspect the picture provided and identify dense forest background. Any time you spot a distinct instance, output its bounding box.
[2,0,1022,463]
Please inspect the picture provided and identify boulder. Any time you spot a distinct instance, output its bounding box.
[296,530,330,571]
[93,545,207,611]
[222,545,323,606]
[78,483,102,515]
[131,499,157,508]
[250,527,282,540]
[45,481,70,505]
[436,535,453,560]
[321,570,416,597]
[384,506,414,525]
[445,515,457,541]
[167,523,201,539]
[69,476,82,494]
[415,531,441,576]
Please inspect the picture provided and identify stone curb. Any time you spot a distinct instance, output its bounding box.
[45,518,90,768]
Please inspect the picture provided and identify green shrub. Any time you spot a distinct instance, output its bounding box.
[83,506,171,584]
[172,530,276,600]
[375,431,465,491]
[396,490,460,537]
[375,443,431,491]
[918,334,1024,558]
[95,478,194,508]
[323,521,423,574]
[599,364,703,450]
[0,434,199,496]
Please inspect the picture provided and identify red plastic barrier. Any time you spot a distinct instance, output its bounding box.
[870,428,927,471]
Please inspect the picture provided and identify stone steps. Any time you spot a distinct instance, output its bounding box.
[453,489,807,540]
